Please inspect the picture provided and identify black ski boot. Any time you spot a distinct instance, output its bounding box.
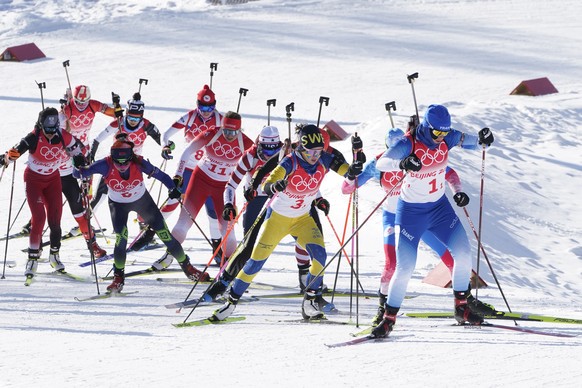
[372,291,387,325]
[129,226,156,252]
[454,289,485,324]
[371,306,399,338]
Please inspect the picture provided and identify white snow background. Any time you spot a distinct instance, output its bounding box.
[0,0,581,387]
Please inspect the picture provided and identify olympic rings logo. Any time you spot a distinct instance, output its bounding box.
[69,112,95,127]
[39,146,66,161]
[124,132,145,146]
[290,171,323,192]
[211,142,241,159]
[416,146,447,167]
[382,171,404,188]
[109,179,142,192]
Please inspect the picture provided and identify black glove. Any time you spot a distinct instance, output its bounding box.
[347,161,363,180]
[478,127,494,146]
[73,154,88,168]
[89,140,99,163]
[168,187,182,200]
[243,187,257,202]
[112,93,120,105]
[0,153,6,167]
[453,192,470,207]
[407,115,419,131]
[354,150,366,164]
[314,197,330,216]
[222,203,237,221]
[172,175,183,188]
[351,134,363,151]
[161,141,175,160]
[399,154,422,172]
[114,103,124,118]
[266,179,287,196]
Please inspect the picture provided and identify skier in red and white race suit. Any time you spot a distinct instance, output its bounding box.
[151,111,254,271]
[0,108,85,280]
[57,84,115,257]
[18,85,113,258]
[135,85,225,254]
[88,93,163,210]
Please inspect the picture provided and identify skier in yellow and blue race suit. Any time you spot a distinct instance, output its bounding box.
[210,124,365,321]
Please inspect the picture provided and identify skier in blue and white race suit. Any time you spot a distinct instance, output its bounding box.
[371,104,497,338]
[342,126,467,326]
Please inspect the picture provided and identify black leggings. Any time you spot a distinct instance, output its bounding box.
[109,191,185,269]
[60,174,85,216]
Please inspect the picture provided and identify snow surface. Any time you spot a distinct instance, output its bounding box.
[1,0,581,387]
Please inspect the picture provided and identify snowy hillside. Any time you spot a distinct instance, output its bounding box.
[1,1,581,387]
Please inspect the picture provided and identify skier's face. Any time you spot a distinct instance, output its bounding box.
[222,128,238,142]
[298,146,323,165]
[430,128,449,144]
[198,103,215,119]
[126,114,142,128]
[113,158,131,173]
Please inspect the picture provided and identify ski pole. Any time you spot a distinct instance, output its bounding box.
[87,204,110,245]
[9,198,27,232]
[385,101,396,128]
[330,191,352,303]
[325,213,366,295]
[155,160,167,206]
[9,200,26,233]
[209,62,218,89]
[303,174,406,293]
[112,91,123,130]
[285,102,294,142]
[267,99,276,126]
[177,199,214,248]
[462,207,515,319]
[82,178,100,294]
[62,60,73,93]
[1,160,17,279]
[407,72,420,122]
[350,174,360,319]
[179,200,251,318]
[36,81,46,109]
[138,78,148,94]
[236,87,248,113]
[474,144,487,300]
[316,96,329,127]
[0,165,5,185]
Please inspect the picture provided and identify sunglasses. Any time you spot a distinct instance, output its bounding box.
[198,104,215,113]
[222,128,238,137]
[43,126,59,134]
[126,115,142,123]
[113,158,131,166]
[431,129,449,137]
[300,148,322,158]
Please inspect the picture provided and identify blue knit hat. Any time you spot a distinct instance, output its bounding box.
[422,104,451,131]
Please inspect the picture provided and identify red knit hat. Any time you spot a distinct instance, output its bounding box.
[197,84,216,105]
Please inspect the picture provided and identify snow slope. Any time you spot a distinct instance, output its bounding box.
[0,1,581,387]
